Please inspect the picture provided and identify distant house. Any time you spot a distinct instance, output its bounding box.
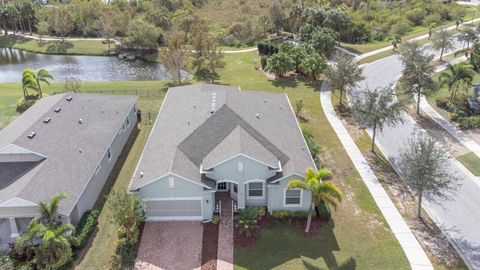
[129,84,315,221]
[0,93,137,249]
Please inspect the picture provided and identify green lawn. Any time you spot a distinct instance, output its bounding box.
[457,152,480,176]
[0,35,113,56]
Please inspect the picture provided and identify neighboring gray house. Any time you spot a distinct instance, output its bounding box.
[129,84,316,221]
[0,93,137,249]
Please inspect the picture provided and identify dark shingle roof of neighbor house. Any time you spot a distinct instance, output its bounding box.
[129,84,315,190]
[0,93,137,215]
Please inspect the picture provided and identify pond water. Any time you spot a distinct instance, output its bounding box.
[0,48,180,82]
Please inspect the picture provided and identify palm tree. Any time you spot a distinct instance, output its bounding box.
[431,28,454,61]
[22,68,53,99]
[287,167,343,233]
[439,62,475,102]
[21,68,37,99]
[33,68,54,98]
[38,192,67,226]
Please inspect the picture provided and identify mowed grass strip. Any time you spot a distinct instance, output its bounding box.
[457,152,480,176]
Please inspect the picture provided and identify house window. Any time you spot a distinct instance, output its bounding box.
[133,107,137,114]
[126,117,130,127]
[217,182,227,191]
[107,148,112,161]
[233,184,238,193]
[285,189,302,206]
[122,122,126,131]
[168,176,175,188]
[248,182,263,198]
[237,162,244,173]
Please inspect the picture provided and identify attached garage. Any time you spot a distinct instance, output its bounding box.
[145,198,203,221]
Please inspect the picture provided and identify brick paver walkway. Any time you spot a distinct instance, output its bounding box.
[216,193,234,270]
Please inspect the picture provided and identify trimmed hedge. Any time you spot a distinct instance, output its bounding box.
[74,210,100,249]
[458,115,480,129]
[272,210,308,220]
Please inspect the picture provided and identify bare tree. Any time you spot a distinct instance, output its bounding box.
[398,133,459,219]
[350,86,405,152]
[159,31,190,85]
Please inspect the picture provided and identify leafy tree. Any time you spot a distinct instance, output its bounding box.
[299,23,315,42]
[97,9,117,52]
[458,28,477,50]
[266,52,294,78]
[51,5,75,42]
[269,3,284,34]
[258,15,271,37]
[397,42,437,115]
[439,62,475,102]
[287,167,342,233]
[159,31,190,85]
[470,39,480,71]
[279,42,307,74]
[300,52,326,80]
[191,35,224,83]
[432,27,454,61]
[126,18,161,50]
[37,21,50,42]
[69,0,103,37]
[398,133,459,218]
[350,86,405,152]
[325,54,364,105]
[310,28,337,57]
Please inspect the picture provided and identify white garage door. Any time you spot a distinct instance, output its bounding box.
[145,198,202,221]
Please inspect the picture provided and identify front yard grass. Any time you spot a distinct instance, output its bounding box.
[219,52,409,269]
[457,152,480,176]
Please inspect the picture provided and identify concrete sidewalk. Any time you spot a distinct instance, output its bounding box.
[319,88,433,270]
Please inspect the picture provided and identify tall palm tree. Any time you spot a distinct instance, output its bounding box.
[33,68,54,98]
[38,192,67,226]
[287,167,343,233]
[431,27,454,61]
[439,62,475,102]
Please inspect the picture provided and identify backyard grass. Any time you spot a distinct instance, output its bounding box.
[0,35,113,56]
[457,152,480,176]
[217,52,409,269]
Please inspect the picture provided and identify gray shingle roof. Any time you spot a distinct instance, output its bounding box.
[129,84,315,190]
[0,93,137,215]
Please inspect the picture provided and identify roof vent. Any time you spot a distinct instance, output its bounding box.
[210,93,216,114]
[139,172,144,178]
[54,107,61,113]
[79,119,83,124]
[43,117,51,123]
[256,113,261,119]
[193,105,197,110]
[66,96,73,102]
[27,132,36,139]
[79,149,82,153]
[187,121,191,126]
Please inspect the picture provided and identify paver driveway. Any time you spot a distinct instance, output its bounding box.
[134,221,203,270]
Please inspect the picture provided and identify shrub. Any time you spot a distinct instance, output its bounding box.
[136,108,142,121]
[272,210,289,220]
[292,211,308,219]
[450,112,459,121]
[458,115,480,129]
[235,208,259,238]
[436,97,449,110]
[0,254,15,270]
[248,206,267,218]
[260,56,267,70]
[73,210,100,249]
[16,97,37,113]
[317,201,331,221]
[212,214,220,225]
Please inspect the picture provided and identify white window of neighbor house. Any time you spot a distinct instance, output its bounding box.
[168,176,175,188]
[237,161,244,173]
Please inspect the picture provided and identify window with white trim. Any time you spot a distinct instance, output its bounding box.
[217,182,227,191]
[285,189,302,206]
[107,148,112,161]
[233,184,238,193]
[168,176,175,188]
[248,182,263,198]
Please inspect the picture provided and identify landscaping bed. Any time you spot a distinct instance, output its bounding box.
[201,222,219,270]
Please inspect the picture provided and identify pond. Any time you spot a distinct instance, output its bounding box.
[0,48,183,83]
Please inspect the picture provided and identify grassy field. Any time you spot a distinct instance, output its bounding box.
[0,35,113,56]
[457,152,480,176]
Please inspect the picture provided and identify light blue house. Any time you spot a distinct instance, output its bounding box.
[129,84,316,221]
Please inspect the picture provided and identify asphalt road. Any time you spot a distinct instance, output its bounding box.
[357,38,480,269]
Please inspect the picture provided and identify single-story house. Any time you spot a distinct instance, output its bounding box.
[129,84,316,221]
[0,93,137,249]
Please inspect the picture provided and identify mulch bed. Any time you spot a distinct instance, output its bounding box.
[201,222,219,270]
[234,215,326,249]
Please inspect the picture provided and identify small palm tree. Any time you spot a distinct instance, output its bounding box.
[34,68,54,97]
[21,68,37,99]
[38,192,67,226]
[439,62,475,102]
[21,68,53,99]
[287,167,343,233]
